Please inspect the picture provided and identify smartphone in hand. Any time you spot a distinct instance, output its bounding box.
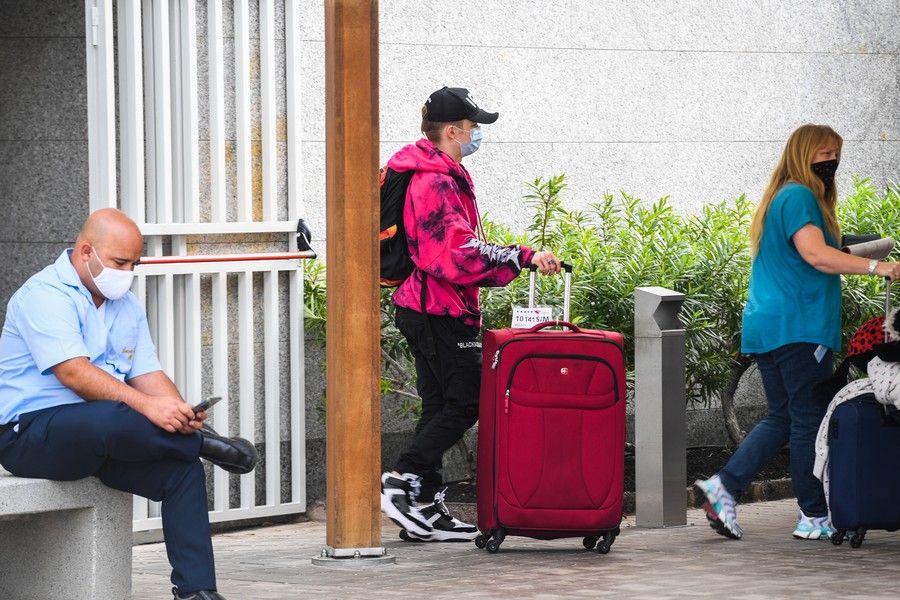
[192,396,222,414]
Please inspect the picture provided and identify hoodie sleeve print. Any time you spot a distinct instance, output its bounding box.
[408,172,535,288]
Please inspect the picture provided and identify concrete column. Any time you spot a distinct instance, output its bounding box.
[634,286,687,528]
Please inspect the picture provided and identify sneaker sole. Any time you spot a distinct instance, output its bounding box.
[380,493,433,537]
[792,530,831,540]
[399,529,473,543]
[701,500,742,540]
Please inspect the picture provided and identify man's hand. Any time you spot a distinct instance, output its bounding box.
[139,395,197,434]
[178,410,207,434]
[531,251,562,275]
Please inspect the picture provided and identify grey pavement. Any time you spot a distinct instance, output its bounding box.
[133,500,898,599]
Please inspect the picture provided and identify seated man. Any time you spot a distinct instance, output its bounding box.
[0,209,257,600]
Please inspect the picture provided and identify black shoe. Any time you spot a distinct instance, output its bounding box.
[173,587,226,599]
[198,424,258,474]
[402,488,477,542]
[380,472,433,537]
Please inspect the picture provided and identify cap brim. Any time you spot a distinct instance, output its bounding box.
[471,108,499,124]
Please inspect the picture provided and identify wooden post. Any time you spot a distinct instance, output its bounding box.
[322,0,385,557]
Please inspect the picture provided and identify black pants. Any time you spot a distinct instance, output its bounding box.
[394,306,481,499]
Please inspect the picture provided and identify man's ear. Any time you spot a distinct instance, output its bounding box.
[75,241,93,263]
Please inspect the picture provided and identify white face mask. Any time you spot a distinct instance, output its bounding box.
[87,247,135,300]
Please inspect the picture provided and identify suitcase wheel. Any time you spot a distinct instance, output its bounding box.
[830,530,846,546]
[596,527,620,555]
[582,536,599,550]
[481,528,506,553]
[850,529,867,548]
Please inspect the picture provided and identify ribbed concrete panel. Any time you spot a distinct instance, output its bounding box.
[377,0,900,54]
[378,46,900,144]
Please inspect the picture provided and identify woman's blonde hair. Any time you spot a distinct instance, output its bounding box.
[750,124,843,255]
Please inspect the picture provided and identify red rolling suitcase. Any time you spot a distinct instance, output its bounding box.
[475,265,626,554]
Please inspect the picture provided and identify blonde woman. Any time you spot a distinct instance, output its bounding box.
[695,124,900,541]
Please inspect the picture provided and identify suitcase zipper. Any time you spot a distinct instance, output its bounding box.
[503,353,620,414]
[492,335,623,370]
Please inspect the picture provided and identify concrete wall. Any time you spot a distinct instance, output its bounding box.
[0,1,89,324]
[293,0,900,244]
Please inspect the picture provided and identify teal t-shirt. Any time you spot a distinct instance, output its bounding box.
[741,183,842,354]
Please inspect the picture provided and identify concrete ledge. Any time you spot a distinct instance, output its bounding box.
[0,470,132,600]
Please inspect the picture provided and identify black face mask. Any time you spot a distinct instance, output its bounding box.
[811,159,839,194]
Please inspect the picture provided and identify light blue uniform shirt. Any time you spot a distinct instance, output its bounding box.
[0,250,161,424]
[741,183,842,354]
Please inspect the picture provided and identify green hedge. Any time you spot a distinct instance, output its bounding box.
[304,176,899,409]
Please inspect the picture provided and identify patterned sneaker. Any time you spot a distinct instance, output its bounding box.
[694,475,743,540]
[380,472,433,538]
[399,488,477,542]
[792,511,835,540]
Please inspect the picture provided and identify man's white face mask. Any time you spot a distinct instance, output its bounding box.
[87,247,135,300]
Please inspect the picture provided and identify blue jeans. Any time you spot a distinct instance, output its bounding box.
[719,342,832,517]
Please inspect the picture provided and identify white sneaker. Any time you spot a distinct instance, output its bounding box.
[400,488,477,542]
[792,510,835,540]
[380,472,433,537]
[694,475,743,540]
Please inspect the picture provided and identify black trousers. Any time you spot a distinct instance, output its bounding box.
[394,306,481,499]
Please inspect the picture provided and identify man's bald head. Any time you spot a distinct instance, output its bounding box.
[72,209,143,305]
[75,208,143,251]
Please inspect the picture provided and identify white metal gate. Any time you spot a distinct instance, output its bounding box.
[84,0,310,531]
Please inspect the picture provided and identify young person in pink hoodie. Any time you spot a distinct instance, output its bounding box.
[380,87,561,541]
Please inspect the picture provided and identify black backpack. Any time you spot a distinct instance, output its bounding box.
[379,167,416,287]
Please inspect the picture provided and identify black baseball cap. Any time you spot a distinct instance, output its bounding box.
[423,87,499,124]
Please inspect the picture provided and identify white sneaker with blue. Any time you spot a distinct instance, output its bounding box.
[694,474,743,540]
[792,510,835,540]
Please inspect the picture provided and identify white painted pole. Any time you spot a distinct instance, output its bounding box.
[84,0,117,212]
[208,0,227,222]
[116,0,145,221]
[264,268,281,504]
[238,271,256,507]
[235,0,253,222]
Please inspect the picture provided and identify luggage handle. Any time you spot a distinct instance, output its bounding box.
[885,278,893,321]
[526,320,584,334]
[528,261,573,322]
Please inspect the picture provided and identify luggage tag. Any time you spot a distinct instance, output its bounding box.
[511,305,553,329]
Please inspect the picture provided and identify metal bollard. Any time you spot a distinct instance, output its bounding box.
[634,287,687,527]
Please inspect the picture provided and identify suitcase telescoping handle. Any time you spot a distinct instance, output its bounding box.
[528,261,573,322]
[887,278,893,321]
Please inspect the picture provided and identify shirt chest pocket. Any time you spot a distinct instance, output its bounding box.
[106,321,139,377]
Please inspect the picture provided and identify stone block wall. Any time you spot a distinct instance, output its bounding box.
[0,1,90,323]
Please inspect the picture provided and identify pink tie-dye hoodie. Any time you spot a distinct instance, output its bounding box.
[389,139,535,328]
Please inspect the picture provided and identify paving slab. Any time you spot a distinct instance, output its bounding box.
[133,499,898,599]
